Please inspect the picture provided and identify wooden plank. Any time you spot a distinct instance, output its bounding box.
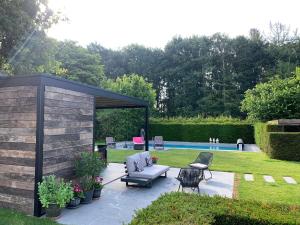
[43,145,91,159]
[0,186,34,198]
[43,161,73,174]
[0,142,36,151]
[0,97,36,107]
[0,86,37,92]
[0,120,36,128]
[45,92,93,103]
[43,139,93,151]
[0,105,36,113]
[0,128,36,136]
[45,86,92,98]
[44,127,92,135]
[45,98,93,109]
[0,157,35,167]
[0,91,36,99]
[80,133,93,140]
[0,113,36,121]
[0,193,34,207]
[0,201,33,215]
[0,178,35,190]
[0,173,34,183]
[44,120,93,128]
[0,135,36,143]
[44,113,93,122]
[44,106,93,116]
[0,164,35,175]
[0,150,35,159]
[44,134,80,144]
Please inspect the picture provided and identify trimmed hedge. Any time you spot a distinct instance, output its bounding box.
[130,192,300,225]
[254,123,300,161]
[150,123,254,143]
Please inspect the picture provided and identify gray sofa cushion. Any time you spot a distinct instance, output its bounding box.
[129,164,170,179]
[139,151,151,167]
[126,153,142,173]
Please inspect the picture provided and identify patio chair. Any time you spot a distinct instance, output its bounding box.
[176,168,204,193]
[154,136,164,150]
[105,137,116,149]
[189,152,213,180]
[133,137,145,150]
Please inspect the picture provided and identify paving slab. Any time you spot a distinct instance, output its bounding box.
[244,174,254,181]
[263,175,275,183]
[283,176,297,184]
[57,163,234,225]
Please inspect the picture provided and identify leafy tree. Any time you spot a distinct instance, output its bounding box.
[241,75,300,121]
[0,0,59,68]
[56,41,105,86]
[96,74,156,140]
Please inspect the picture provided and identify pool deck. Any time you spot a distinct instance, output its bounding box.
[57,163,234,225]
[113,141,260,152]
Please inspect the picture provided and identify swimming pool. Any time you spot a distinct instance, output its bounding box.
[148,142,238,151]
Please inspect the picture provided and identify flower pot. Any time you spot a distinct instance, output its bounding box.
[81,189,94,204]
[45,203,62,218]
[67,197,81,209]
[93,188,102,199]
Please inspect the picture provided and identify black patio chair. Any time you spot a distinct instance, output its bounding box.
[176,168,204,193]
[190,152,213,180]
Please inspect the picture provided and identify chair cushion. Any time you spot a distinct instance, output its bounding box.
[134,160,144,172]
[189,163,208,169]
[126,153,143,173]
[145,156,153,167]
[129,165,170,179]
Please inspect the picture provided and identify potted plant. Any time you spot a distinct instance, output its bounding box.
[152,156,159,164]
[67,184,84,209]
[38,175,73,218]
[93,176,104,199]
[75,152,105,204]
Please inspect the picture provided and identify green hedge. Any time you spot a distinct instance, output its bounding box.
[130,192,300,225]
[268,132,300,161]
[150,123,254,143]
[254,123,300,161]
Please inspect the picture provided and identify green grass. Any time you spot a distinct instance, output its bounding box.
[108,149,300,205]
[0,208,58,225]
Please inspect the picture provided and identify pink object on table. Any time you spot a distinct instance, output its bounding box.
[133,137,144,144]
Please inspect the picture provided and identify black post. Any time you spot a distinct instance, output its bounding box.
[92,97,96,152]
[145,106,149,151]
[34,82,45,217]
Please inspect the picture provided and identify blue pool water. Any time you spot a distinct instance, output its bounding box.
[149,143,238,151]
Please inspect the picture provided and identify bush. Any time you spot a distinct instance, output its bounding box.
[254,123,300,161]
[150,123,254,143]
[130,192,300,225]
[241,76,300,121]
[38,175,73,208]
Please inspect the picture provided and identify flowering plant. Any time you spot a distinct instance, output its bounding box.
[73,184,84,198]
[94,176,104,189]
[151,156,159,163]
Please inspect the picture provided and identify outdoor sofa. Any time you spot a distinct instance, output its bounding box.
[121,151,170,187]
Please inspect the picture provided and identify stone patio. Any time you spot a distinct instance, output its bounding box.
[57,163,234,225]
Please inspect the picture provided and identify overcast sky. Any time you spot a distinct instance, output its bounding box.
[47,0,300,50]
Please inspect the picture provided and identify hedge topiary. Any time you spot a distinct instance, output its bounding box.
[150,123,254,143]
[130,192,300,225]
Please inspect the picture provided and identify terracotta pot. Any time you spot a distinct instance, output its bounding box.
[45,203,62,218]
[81,189,94,204]
[93,188,102,199]
[67,197,81,209]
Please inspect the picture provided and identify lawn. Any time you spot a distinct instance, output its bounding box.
[0,208,58,225]
[108,149,300,205]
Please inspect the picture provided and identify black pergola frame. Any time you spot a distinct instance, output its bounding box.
[0,74,149,216]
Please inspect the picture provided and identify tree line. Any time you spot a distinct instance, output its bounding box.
[1,1,300,119]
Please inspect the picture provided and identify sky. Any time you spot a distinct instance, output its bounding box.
[47,0,300,50]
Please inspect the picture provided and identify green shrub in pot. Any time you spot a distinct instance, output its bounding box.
[38,175,73,217]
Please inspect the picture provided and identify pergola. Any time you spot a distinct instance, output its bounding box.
[0,74,149,216]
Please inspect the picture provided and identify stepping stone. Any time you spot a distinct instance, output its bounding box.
[263,175,275,183]
[283,176,297,184]
[244,174,254,181]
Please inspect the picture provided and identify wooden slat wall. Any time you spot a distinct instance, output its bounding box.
[43,86,94,179]
[0,86,37,215]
